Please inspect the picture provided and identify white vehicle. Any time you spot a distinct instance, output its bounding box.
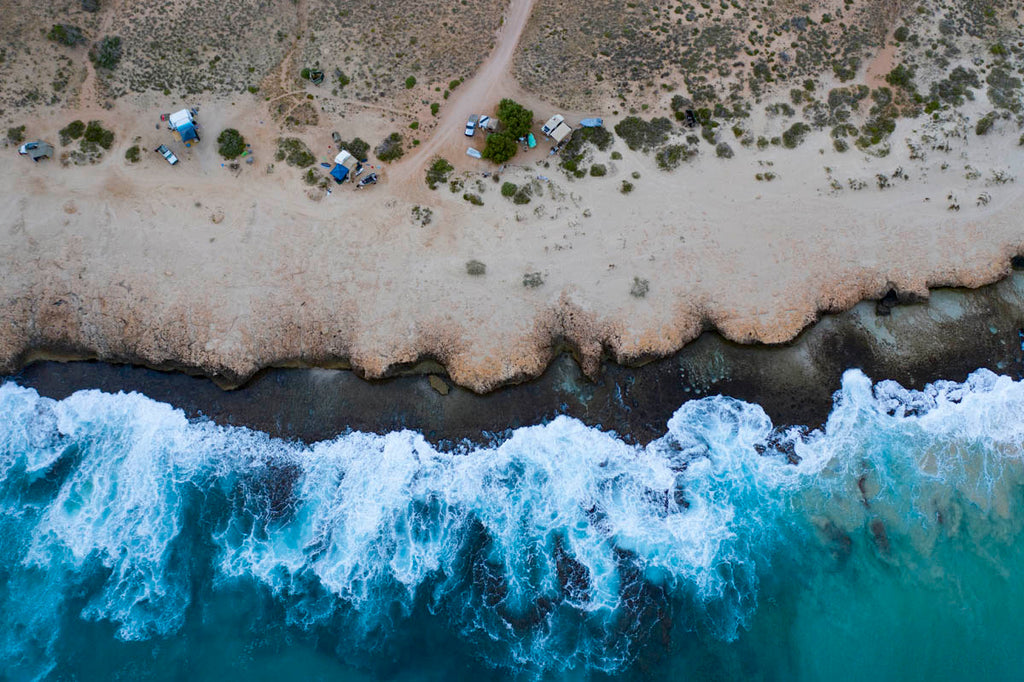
[465,114,480,137]
[155,144,179,165]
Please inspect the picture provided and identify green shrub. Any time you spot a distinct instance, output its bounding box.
[425,157,454,189]
[885,64,916,91]
[58,120,84,145]
[655,144,693,170]
[620,180,634,194]
[47,24,85,47]
[300,68,310,80]
[466,260,486,276]
[501,181,517,197]
[448,79,462,91]
[610,151,622,160]
[276,137,315,167]
[89,36,122,70]
[81,0,100,11]
[375,132,404,162]
[124,145,139,162]
[987,67,1023,113]
[217,128,246,159]
[463,193,483,206]
[715,142,734,158]
[496,98,533,138]
[589,163,607,177]
[82,120,114,149]
[857,115,896,147]
[512,187,531,204]
[930,67,980,106]
[630,277,649,298]
[781,122,811,149]
[614,116,672,151]
[339,137,370,160]
[7,125,25,144]
[893,26,909,42]
[522,272,544,288]
[405,76,416,89]
[337,71,350,88]
[833,138,849,153]
[482,132,518,163]
[976,112,998,136]
[990,43,1008,57]
[430,103,440,116]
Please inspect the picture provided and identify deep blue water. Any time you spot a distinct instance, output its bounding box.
[2,369,1024,680]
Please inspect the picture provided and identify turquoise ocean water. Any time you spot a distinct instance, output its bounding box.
[2,368,1024,681]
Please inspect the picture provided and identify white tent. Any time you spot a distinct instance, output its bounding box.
[549,122,573,144]
[542,114,565,136]
[334,150,358,169]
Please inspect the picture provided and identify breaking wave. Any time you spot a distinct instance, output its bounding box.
[2,368,1024,680]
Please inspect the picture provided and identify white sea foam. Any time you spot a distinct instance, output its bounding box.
[1,368,1023,677]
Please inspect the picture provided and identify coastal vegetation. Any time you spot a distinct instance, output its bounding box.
[47,24,85,48]
[465,260,486,276]
[425,157,454,189]
[81,121,114,151]
[276,138,315,168]
[483,99,533,163]
[375,133,404,163]
[89,36,122,71]
[59,120,85,146]
[124,145,140,163]
[217,129,246,160]
[7,125,25,144]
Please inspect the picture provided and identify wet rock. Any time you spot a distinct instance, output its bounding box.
[428,375,449,395]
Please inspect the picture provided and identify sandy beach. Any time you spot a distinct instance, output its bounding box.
[2,0,1023,390]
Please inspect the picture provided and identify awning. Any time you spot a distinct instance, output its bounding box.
[177,122,198,142]
[330,164,349,183]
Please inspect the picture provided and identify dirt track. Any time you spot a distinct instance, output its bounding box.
[392,0,538,185]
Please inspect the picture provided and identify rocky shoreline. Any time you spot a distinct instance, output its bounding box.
[9,268,1024,445]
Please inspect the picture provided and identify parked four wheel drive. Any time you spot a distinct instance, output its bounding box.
[155,144,179,165]
[465,114,480,137]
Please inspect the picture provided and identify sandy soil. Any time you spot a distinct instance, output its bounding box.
[2,2,1024,391]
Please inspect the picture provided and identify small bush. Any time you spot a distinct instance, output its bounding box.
[405,76,417,89]
[833,138,849,153]
[217,128,246,159]
[339,137,370,160]
[614,116,672,151]
[512,187,531,204]
[482,132,518,163]
[715,142,734,159]
[522,272,545,288]
[620,180,634,194]
[375,132,404,162]
[58,120,85,145]
[430,103,440,116]
[976,112,998,136]
[589,163,607,177]
[781,122,811,149]
[7,125,25,144]
[89,36,122,70]
[124,145,140,162]
[611,150,622,160]
[630,277,650,298]
[501,181,517,197]
[83,120,114,149]
[425,157,454,189]
[276,137,315,167]
[893,26,909,42]
[81,0,100,11]
[463,193,483,206]
[885,63,916,91]
[466,260,486,276]
[47,24,85,47]
[655,144,693,171]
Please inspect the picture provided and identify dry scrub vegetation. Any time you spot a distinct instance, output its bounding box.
[514,0,1022,112]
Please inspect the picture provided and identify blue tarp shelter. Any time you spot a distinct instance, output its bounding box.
[330,164,350,183]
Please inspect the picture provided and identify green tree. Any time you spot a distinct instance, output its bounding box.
[482,132,518,163]
[217,128,246,159]
[496,98,533,139]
